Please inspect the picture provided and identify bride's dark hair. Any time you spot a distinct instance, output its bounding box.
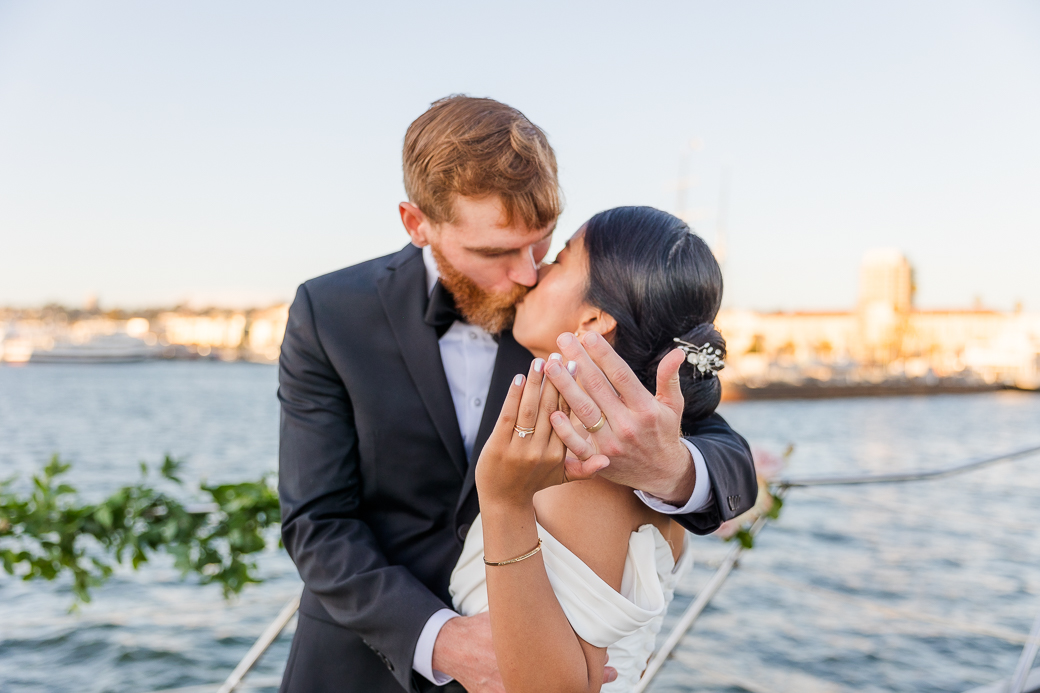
[583,206,725,425]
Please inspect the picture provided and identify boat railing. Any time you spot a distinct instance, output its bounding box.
[634,443,1040,693]
[149,443,1040,693]
[775,443,1040,488]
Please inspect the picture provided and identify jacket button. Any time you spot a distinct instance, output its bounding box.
[457,523,471,541]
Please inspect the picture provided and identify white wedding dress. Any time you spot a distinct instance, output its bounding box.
[449,514,692,691]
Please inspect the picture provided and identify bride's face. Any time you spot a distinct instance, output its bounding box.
[512,230,592,359]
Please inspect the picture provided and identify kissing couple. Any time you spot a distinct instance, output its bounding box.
[277,95,757,693]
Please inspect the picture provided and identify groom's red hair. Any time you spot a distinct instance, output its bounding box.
[403,95,561,231]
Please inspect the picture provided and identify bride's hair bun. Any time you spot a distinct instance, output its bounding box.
[650,323,727,426]
[582,206,726,427]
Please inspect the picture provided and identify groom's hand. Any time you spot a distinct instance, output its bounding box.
[432,612,618,690]
[546,331,696,505]
[432,614,505,693]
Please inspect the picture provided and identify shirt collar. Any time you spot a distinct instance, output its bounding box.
[421,245,439,297]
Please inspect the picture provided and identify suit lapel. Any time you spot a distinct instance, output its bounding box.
[455,330,533,515]
[376,246,468,478]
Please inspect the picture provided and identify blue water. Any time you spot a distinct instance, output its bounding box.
[1,362,1038,692]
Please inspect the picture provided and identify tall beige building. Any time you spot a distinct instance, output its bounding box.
[858,248,915,313]
[856,249,916,363]
[716,249,1040,390]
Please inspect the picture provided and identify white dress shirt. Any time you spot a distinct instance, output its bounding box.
[412,244,713,684]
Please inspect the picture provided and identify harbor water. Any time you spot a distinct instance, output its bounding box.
[1,362,1038,692]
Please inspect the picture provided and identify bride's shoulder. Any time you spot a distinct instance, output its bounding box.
[533,477,651,592]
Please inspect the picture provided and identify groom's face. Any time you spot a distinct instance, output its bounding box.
[404,195,555,293]
[429,195,555,294]
[401,195,556,333]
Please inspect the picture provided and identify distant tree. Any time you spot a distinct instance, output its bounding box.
[0,455,280,608]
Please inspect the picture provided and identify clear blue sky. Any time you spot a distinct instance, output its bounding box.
[1,1,1038,311]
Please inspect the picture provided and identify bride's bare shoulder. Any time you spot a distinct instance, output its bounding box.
[533,476,651,592]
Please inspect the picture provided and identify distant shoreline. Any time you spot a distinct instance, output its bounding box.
[721,381,1027,401]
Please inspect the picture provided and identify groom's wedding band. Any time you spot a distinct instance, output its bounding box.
[513,424,536,438]
[583,413,607,433]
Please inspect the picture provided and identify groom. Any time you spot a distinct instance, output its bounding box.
[277,95,757,693]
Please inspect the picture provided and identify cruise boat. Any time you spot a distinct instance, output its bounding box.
[29,333,158,363]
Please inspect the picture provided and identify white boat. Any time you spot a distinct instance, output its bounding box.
[29,333,158,364]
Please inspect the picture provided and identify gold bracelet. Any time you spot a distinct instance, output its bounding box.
[483,539,543,567]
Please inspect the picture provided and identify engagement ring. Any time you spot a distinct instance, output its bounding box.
[513,425,535,438]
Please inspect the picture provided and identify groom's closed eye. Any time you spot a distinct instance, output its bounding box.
[472,249,516,258]
[468,234,554,259]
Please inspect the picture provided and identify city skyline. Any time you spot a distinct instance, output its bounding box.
[1,1,1038,311]
[5,247,1037,391]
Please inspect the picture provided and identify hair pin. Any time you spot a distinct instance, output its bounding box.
[673,338,725,376]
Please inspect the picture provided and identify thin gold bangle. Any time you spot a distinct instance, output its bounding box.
[483,539,543,567]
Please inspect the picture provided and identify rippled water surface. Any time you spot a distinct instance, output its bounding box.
[1,363,1038,692]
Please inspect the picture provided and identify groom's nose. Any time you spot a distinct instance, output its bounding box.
[506,245,539,287]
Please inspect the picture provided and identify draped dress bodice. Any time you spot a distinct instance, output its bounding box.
[449,514,692,691]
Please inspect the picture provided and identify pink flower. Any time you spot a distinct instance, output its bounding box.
[751,447,785,482]
[712,445,790,540]
[715,517,742,539]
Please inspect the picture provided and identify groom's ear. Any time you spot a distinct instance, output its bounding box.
[576,308,617,340]
[400,202,432,247]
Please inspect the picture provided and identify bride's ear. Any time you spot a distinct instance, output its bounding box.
[575,307,617,341]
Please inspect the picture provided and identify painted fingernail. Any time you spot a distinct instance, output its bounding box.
[533,358,545,373]
[514,374,524,386]
[549,352,563,362]
[557,333,574,347]
[566,361,577,376]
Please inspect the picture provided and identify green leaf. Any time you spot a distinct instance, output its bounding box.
[736,528,755,549]
[94,505,113,530]
[160,456,183,484]
[0,456,281,606]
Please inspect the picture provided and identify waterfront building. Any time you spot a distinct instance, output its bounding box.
[155,311,247,356]
[718,250,1040,391]
[245,304,290,363]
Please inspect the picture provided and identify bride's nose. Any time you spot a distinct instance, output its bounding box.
[507,245,539,287]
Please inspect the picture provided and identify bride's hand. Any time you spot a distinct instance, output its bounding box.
[476,358,596,509]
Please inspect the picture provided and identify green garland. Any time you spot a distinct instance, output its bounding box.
[0,455,280,607]
[727,489,784,549]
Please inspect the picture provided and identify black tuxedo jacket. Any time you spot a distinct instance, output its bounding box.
[277,244,757,693]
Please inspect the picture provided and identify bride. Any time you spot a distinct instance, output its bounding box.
[448,205,727,692]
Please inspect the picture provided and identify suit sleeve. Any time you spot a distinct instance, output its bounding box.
[277,283,447,692]
[673,413,758,535]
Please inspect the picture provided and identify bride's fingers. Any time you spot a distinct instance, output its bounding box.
[515,358,546,436]
[544,357,603,432]
[490,373,526,445]
[534,367,560,445]
[563,453,610,482]
[549,410,598,461]
[558,386,571,418]
[546,428,567,471]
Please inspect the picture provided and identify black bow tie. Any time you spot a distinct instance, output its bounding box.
[425,281,467,338]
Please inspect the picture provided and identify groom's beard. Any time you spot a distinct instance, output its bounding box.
[431,246,530,334]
